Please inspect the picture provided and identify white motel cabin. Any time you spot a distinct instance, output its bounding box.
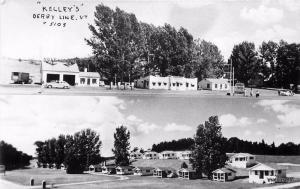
[135,75,198,91]
[178,168,199,180]
[177,151,192,160]
[198,78,229,91]
[153,167,176,178]
[159,151,177,159]
[130,151,143,160]
[79,68,101,87]
[228,153,256,168]
[143,151,159,159]
[249,163,287,184]
[101,165,116,174]
[116,166,135,175]
[212,168,236,182]
[133,167,154,176]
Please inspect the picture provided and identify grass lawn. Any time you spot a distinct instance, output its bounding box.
[256,155,300,164]
[59,175,263,189]
[0,168,118,186]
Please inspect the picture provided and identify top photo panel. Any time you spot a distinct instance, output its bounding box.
[0,0,299,98]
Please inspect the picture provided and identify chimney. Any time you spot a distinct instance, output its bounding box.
[84,68,88,72]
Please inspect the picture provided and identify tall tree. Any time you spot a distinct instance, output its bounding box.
[230,41,260,86]
[55,134,66,167]
[276,43,300,88]
[112,125,131,166]
[190,116,227,179]
[258,41,279,86]
[64,129,102,174]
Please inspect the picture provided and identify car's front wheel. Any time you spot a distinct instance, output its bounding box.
[48,85,52,88]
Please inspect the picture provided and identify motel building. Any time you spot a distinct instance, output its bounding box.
[135,75,198,91]
[159,151,177,159]
[133,167,154,176]
[248,163,287,184]
[198,78,230,91]
[177,151,192,160]
[41,61,80,86]
[116,166,135,175]
[178,168,199,180]
[89,164,102,172]
[228,153,256,168]
[79,68,101,87]
[212,168,236,182]
[101,165,116,174]
[153,167,176,178]
[143,151,159,160]
[130,151,143,160]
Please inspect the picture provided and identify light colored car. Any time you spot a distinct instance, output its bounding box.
[278,89,294,96]
[45,80,70,89]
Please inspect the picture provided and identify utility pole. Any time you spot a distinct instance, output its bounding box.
[230,58,232,95]
[233,67,235,94]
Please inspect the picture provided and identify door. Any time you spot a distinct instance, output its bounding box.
[87,78,91,85]
[63,74,76,86]
[259,171,264,179]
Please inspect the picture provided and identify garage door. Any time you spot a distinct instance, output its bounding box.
[63,74,76,86]
[47,74,60,82]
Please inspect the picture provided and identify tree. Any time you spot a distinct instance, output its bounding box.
[258,41,279,86]
[112,125,131,166]
[276,43,300,88]
[230,41,260,86]
[64,129,102,174]
[193,39,225,81]
[55,134,66,167]
[190,116,227,179]
[181,162,188,169]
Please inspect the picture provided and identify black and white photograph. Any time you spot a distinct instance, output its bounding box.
[0,0,300,188]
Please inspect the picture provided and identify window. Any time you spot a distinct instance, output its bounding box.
[225,84,227,89]
[186,83,189,87]
[215,84,218,88]
[164,82,167,86]
[177,82,180,87]
[12,72,19,76]
[220,84,222,89]
[255,171,258,175]
[128,169,132,171]
[270,171,274,176]
[228,173,231,176]
[158,82,161,86]
[173,83,175,87]
[207,84,210,88]
[191,84,195,87]
[146,170,150,173]
[278,170,282,174]
[235,158,238,161]
[92,79,97,84]
[250,157,254,160]
[265,171,269,176]
[152,82,156,86]
[80,78,85,84]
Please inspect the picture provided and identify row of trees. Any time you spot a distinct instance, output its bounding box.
[85,4,300,89]
[34,129,102,174]
[85,4,225,83]
[152,134,300,156]
[231,41,300,88]
[0,140,32,170]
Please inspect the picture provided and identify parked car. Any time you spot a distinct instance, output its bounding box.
[11,72,32,84]
[278,89,294,96]
[45,80,70,89]
[234,83,245,94]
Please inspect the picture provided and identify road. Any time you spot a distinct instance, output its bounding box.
[1,85,299,100]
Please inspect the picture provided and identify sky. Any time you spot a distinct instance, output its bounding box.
[0,0,300,60]
[0,95,299,157]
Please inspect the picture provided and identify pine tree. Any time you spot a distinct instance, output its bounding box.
[190,116,227,179]
[112,125,131,166]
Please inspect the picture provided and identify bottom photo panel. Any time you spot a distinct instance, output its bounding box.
[0,95,300,189]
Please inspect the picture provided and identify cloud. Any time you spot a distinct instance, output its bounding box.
[256,100,300,127]
[240,5,283,25]
[127,115,142,122]
[257,118,268,124]
[278,0,300,11]
[244,130,252,136]
[137,123,160,134]
[164,123,192,132]
[253,25,298,43]
[255,130,266,137]
[219,114,252,127]
[0,95,126,156]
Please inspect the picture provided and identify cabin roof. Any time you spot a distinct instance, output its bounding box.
[41,61,79,73]
[249,163,287,171]
[133,166,154,170]
[213,168,237,173]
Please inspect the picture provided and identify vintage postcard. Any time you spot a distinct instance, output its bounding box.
[0,0,300,188]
